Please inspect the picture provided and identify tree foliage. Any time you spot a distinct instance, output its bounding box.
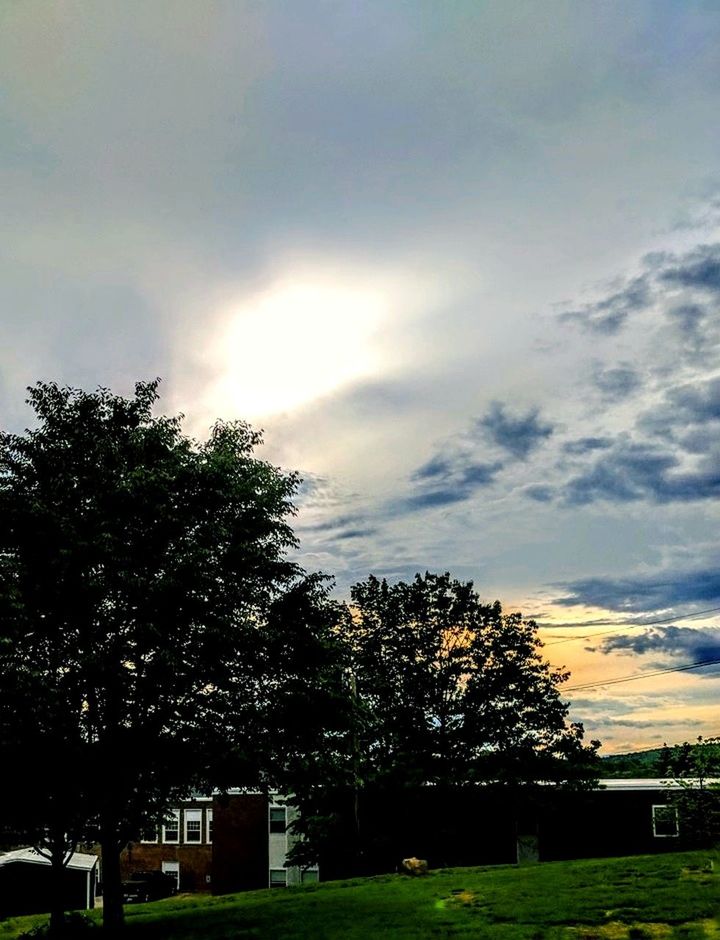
[659,736,720,848]
[347,572,599,788]
[0,380,347,932]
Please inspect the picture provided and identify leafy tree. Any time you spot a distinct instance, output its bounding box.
[287,572,598,873]
[0,380,347,933]
[660,736,720,847]
[347,572,599,789]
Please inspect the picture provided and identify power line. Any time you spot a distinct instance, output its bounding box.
[542,604,720,648]
[565,656,720,693]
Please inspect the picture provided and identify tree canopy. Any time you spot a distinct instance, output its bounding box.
[347,572,599,788]
[0,380,348,932]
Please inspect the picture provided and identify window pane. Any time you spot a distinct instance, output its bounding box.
[140,824,158,843]
[163,810,180,843]
[270,869,287,887]
[270,807,287,833]
[185,809,202,843]
[302,870,319,884]
[653,805,679,837]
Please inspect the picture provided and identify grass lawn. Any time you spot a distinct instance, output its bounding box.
[1,850,719,938]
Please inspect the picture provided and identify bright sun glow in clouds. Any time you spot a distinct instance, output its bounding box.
[207,273,394,418]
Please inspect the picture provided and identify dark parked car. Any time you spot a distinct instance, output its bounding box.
[122,870,177,903]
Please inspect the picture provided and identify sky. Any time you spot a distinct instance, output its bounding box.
[2,1,720,755]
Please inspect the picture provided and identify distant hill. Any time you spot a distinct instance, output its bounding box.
[600,747,665,778]
[600,739,720,779]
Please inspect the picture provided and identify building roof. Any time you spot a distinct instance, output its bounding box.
[0,848,98,872]
[597,778,720,791]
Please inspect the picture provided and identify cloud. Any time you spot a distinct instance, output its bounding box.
[413,455,453,481]
[625,377,720,467]
[523,484,556,502]
[593,365,642,400]
[560,438,720,505]
[332,527,378,541]
[593,717,703,730]
[478,402,554,460]
[558,242,720,341]
[396,487,474,512]
[562,436,613,455]
[668,302,706,335]
[659,243,720,293]
[592,625,720,661]
[559,276,651,334]
[402,459,504,514]
[667,376,720,424]
[569,695,672,715]
[555,564,720,613]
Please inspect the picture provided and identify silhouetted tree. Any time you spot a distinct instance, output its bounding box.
[347,572,599,790]
[661,736,720,847]
[0,380,348,933]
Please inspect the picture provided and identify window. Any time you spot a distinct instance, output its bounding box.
[140,825,158,844]
[269,869,287,887]
[206,809,213,844]
[652,804,679,838]
[162,860,180,891]
[162,810,180,844]
[185,809,202,844]
[301,869,319,884]
[269,806,287,834]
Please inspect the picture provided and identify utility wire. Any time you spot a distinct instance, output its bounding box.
[565,656,720,693]
[542,604,720,648]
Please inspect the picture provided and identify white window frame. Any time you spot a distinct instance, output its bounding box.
[161,860,180,890]
[206,808,213,845]
[184,808,203,844]
[269,868,287,887]
[162,809,180,844]
[652,803,679,838]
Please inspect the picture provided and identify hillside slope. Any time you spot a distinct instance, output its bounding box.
[1,850,719,939]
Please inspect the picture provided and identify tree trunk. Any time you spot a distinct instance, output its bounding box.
[48,850,66,936]
[100,820,125,934]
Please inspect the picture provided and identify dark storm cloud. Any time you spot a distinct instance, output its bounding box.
[555,564,720,612]
[559,276,651,334]
[594,366,642,400]
[478,402,554,460]
[591,625,720,661]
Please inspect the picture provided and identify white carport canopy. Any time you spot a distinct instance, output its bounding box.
[0,848,98,910]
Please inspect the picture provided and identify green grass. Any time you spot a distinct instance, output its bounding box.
[2,851,720,938]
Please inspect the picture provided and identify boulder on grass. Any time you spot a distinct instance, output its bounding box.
[401,857,428,876]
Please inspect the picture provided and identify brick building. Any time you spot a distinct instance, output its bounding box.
[105,779,716,898]
[117,792,318,895]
